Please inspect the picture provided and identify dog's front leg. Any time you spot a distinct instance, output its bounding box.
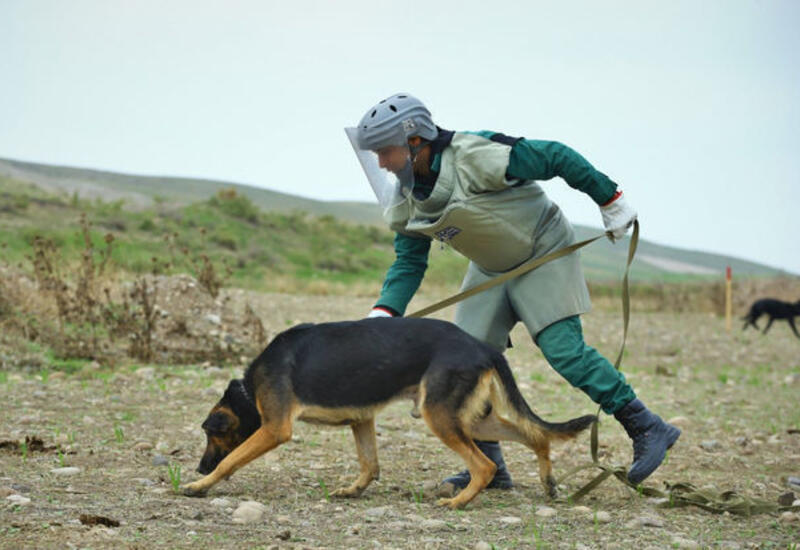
[331,419,379,498]
[183,424,288,497]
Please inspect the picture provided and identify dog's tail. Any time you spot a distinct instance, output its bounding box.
[490,351,596,439]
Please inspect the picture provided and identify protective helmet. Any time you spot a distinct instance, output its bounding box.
[356,93,437,151]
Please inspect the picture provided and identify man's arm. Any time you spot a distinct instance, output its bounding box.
[506,139,618,205]
[506,138,636,241]
[371,232,431,317]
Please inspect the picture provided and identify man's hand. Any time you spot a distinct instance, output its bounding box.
[600,190,637,242]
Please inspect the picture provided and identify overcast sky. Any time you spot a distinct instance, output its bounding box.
[1,1,798,274]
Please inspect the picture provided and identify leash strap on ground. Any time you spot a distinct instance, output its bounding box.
[562,222,798,515]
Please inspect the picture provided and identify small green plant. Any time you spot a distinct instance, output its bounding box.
[717,373,728,384]
[410,486,424,509]
[19,441,28,461]
[57,450,66,468]
[167,462,182,493]
[40,369,50,384]
[0,371,7,384]
[318,478,330,501]
[113,425,124,443]
[526,518,544,549]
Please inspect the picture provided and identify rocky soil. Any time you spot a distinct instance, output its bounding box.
[1,287,799,549]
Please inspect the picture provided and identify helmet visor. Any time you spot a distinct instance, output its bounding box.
[345,126,414,211]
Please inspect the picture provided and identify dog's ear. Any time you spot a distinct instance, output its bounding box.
[202,411,233,434]
[223,379,245,401]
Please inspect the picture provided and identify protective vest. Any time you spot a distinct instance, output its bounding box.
[384,132,570,273]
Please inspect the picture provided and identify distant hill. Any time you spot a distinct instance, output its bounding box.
[0,156,790,280]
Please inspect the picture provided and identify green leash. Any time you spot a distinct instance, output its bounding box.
[406,230,609,319]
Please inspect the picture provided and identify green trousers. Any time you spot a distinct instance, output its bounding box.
[535,316,635,414]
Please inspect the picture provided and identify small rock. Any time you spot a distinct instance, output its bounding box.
[365,506,392,518]
[210,497,232,508]
[778,492,795,506]
[535,505,557,518]
[475,542,492,550]
[10,483,30,493]
[205,314,222,325]
[275,514,292,524]
[571,505,592,514]
[671,536,700,549]
[0,487,13,498]
[779,511,798,524]
[134,367,155,380]
[787,476,800,490]
[50,467,81,476]
[133,478,156,487]
[767,434,781,445]
[88,525,117,538]
[498,516,522,525]
[700,440,721,452]
[151,455,169,467]
[625,515,664,528]
[420,519,448,530]
[6,494,31,506]
[232,500,266,524]
[594,511,612,523]
[132,441,153,452]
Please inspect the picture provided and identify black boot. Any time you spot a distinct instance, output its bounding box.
[437,440,513,497]
[614,398,681,484]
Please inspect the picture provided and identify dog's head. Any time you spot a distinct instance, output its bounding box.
[196,379,260,475]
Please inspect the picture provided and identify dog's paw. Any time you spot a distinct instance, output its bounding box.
[435,496,466,509]
[181,482,208,497]
[331,485,363,498]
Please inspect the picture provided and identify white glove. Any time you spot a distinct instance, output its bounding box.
[600,191,637,242]
[367,307,394,318]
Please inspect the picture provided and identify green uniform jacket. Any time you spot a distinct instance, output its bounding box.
[375,130,617,342]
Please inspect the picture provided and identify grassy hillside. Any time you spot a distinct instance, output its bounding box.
[0,156,793,286]
[0,174,471,296]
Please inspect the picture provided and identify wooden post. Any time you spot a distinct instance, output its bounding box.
[725,265,732,332]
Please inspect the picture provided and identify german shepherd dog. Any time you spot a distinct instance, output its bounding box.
[742,298,800,338]
[182,318,596,509]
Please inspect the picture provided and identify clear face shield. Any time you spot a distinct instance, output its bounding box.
[345,126,415,211]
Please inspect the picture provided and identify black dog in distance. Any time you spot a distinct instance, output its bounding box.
[742,298,800,338]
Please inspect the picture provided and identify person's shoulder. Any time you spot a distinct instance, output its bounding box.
[456,130,524,147]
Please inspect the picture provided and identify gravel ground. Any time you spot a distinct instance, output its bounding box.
[1,290,799,549]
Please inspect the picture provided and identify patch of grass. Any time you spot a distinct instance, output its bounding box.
[113,425,124,444]
[318,478,330,501]
[167,462,182,493]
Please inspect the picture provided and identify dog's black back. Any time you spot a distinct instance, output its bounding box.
[244,317,500,409]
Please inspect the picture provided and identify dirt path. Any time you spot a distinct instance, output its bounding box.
[1,292,799,549]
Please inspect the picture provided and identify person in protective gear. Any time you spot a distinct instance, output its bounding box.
[347,93,680,494]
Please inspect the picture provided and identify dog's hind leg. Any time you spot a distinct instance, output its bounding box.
[762,317,775,334]
[421,404,496,509]
[332,419,380,498]
[788,317,800,339]
[183,421,291,496]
